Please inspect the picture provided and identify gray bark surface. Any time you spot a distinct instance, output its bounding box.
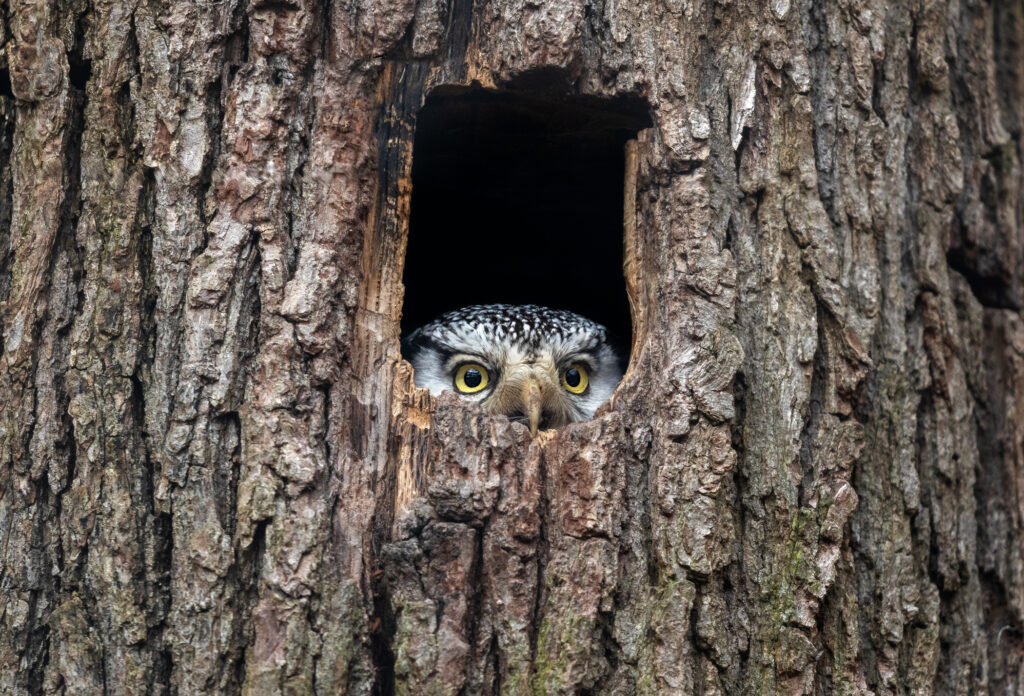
[1,0,1022,693]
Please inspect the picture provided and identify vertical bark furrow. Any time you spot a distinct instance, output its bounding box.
[0,0,90,691]
[189,0,329,691]
[0,86,14,310]
[975,307,1024,693]
[57,0,169,689]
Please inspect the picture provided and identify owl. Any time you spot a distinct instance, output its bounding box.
[403,304,624,435]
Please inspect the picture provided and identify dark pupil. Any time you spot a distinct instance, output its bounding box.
[565,368,581,388]
[463,368,482,388]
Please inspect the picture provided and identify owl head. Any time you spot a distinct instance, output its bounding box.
[403,304,624,435]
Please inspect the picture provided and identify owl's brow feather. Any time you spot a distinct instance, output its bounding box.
[441,353,496,374]
[557,352,598,371]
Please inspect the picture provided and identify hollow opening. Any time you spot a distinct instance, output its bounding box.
[401,86,651,358]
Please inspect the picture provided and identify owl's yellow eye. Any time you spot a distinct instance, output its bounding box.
[454,363,489,393]
[562,364,589,394]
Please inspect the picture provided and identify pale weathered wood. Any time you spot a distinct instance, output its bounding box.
[1,0,1023,694]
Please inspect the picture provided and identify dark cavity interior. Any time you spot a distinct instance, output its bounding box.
[401,86,651,355]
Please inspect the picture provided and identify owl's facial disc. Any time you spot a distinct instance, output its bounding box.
[404,304,624,432]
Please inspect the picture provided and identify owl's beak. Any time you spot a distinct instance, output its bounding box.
[521,377,544,437]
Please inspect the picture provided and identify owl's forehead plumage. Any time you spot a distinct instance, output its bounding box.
[407,304,608,358]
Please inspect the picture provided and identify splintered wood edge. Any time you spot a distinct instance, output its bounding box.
[620,138,646,391]
[392,361,430,524]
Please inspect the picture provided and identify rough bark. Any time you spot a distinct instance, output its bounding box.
[1,0,1022,694]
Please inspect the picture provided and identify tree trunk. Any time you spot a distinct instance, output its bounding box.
[2,0,1023,693]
